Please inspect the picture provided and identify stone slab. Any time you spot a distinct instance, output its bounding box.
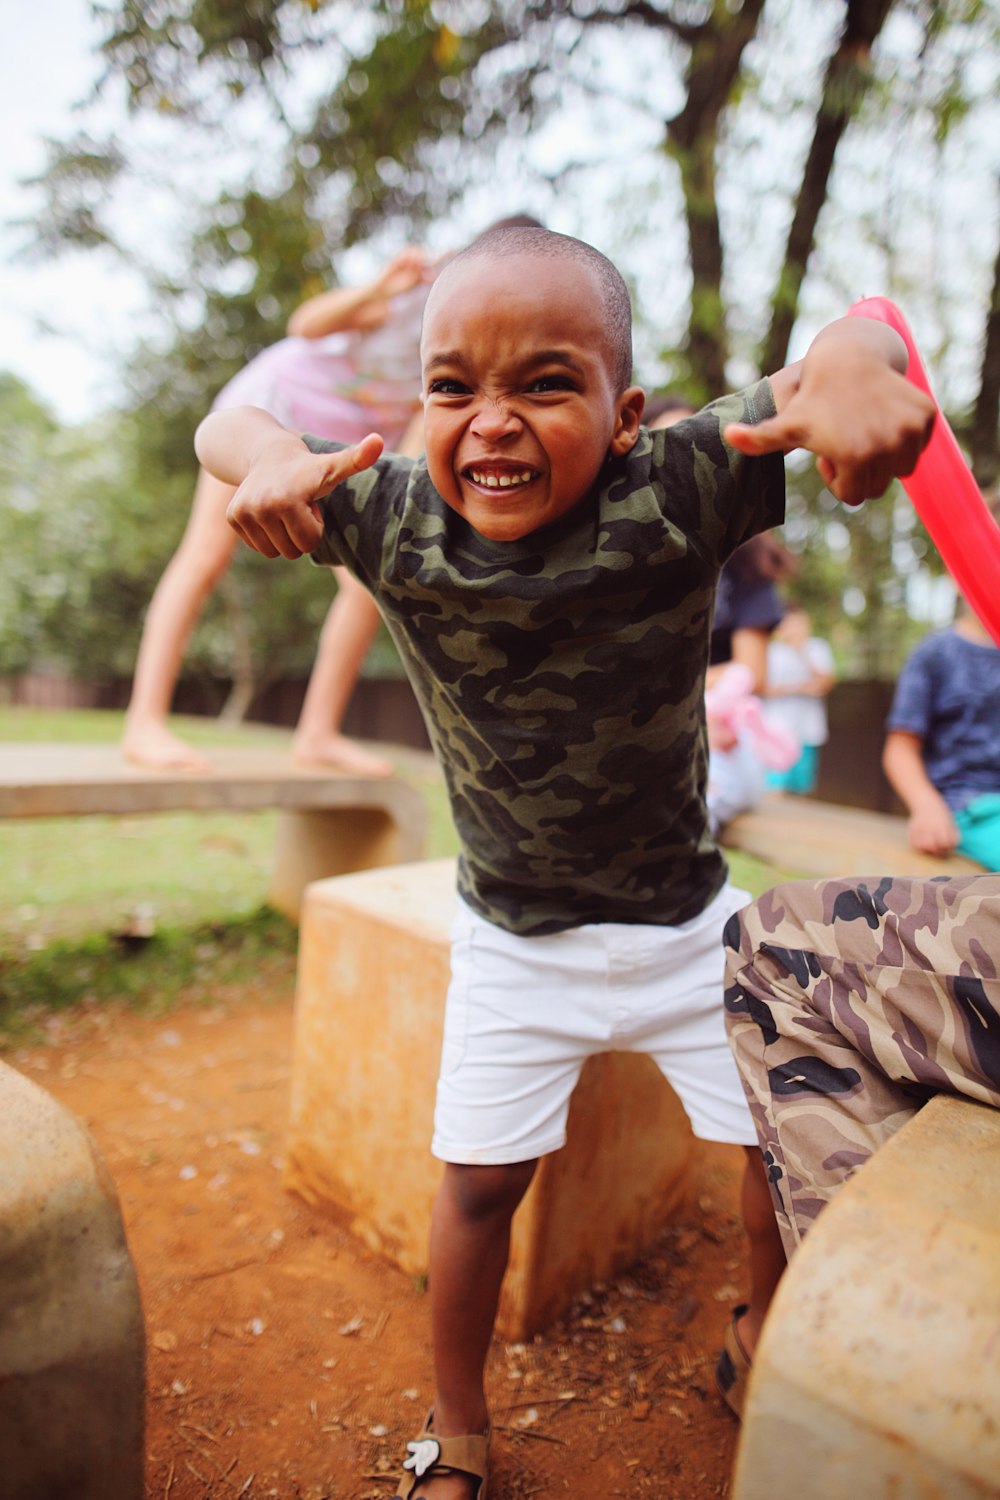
[286,859,695,1340]
[0,742,429,920]
[0,1059,145,1500]
[733,1094,1000,1500]
[723,792,980,878]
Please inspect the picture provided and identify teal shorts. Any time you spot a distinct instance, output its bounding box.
[955,793,1000,872]
[766,745,819,796]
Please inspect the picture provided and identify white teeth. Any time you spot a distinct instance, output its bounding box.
[469,470,534,488]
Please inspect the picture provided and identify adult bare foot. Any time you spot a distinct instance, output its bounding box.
[122,721,212,772]
[292,733,394,777]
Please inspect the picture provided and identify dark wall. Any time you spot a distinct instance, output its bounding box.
[815,680,902,814]
[250,675,432,752]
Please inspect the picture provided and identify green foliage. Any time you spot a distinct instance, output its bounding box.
[10,0,999,692]
[20,134,127,257]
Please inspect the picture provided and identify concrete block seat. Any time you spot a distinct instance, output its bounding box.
[722,793,981,879]
[0,742,429,920]
[734,1094,1000,1500]
[0,1060,145,1500]
[285,858,696,1340]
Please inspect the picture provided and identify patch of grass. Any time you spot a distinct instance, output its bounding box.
[0,905,297,1046]
[726,847,804,896]
[2,809,280,949]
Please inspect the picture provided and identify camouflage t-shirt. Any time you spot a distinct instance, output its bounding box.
[307,380,784,935]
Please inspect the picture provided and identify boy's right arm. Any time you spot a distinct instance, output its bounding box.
[195,406,383,560]
[882,729,959,856]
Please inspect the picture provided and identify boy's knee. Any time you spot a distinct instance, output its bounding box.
[443,1160,537,1224]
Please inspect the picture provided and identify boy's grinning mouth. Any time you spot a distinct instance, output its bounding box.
[464,467,536,490]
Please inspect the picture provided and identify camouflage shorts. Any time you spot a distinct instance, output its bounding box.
[723,875,1000,1256]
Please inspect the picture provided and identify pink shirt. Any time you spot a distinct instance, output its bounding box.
[212,283,427,448]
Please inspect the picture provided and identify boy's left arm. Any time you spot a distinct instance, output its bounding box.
[726,318,935,504]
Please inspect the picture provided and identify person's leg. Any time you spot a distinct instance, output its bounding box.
[724,874,1000,1258]
[623,884,786,1386]
[404,901,594,1495]
[736,1146,786,1354]
[122,468,238,769]
[407,1160,536,1498]
[291,569,392,774]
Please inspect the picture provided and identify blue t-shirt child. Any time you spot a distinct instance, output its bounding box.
[887,624,1000,866]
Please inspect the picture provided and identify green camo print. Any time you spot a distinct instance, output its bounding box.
[307,380,784,934]
[724,874,1000,1256]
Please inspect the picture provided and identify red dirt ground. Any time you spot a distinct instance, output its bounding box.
[7,992,749,1499]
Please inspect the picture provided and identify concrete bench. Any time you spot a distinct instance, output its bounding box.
[0,742,429,920]
[0,1059,145,1500]
[733,1094,1000,1500]
[285,858,695,1340]
[722,792,981,879]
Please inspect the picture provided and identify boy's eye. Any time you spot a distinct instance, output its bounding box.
[427,378,470,396]
[527,375,576,394]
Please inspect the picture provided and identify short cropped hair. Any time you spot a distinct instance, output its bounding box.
[439,227,634,393]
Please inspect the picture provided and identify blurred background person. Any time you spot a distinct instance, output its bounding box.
[763,606,835,797]
[883,598,1000,868]
[705,533,796,833]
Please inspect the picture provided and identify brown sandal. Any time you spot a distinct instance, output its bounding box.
[395,1412,489,1498]
[714,1302,753,1419]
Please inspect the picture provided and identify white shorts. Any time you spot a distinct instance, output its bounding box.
[431,883,756,1165]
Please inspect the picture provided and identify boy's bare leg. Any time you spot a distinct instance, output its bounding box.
[735,1146,786,1356]
[291,569,392,775]
[122,468,238,770]
[409,1159,536,1499]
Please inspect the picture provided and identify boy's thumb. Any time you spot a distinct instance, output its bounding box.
[350,432,385,472]
[723,418,789,456]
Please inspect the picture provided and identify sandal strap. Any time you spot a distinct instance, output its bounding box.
[716,1302,752,1419]
[396,1426,489,1498]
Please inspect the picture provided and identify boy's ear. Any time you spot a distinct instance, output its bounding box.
[609,386,645,456]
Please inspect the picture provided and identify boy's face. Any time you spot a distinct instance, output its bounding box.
[420,253,643,541]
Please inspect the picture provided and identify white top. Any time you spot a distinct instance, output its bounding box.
[765,636,835,746]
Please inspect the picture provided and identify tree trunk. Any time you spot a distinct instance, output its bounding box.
[968,183,1000,495]
[665,0,767,399]
[218,573,257,725]
[760,0,895,376]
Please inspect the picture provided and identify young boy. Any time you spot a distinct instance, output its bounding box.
[197,227,934,1497]
[883,599,1000,869]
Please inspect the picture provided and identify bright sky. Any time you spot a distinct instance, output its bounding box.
[1,1,150,422]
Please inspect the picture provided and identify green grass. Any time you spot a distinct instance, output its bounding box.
[0,905,298,1046]
[0,705,795,1038]
[0,705,458,953]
